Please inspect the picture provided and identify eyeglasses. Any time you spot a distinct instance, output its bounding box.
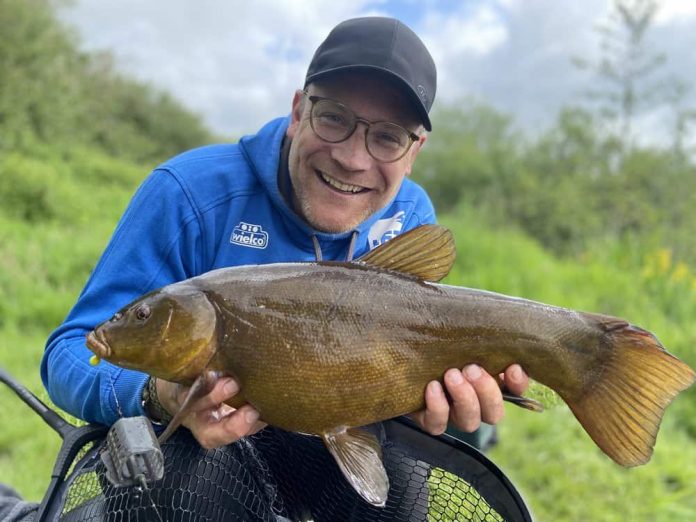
[303,92,420,163]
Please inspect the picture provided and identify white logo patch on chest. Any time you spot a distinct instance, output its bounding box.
[230,222,269,249]
[367,211,405,249]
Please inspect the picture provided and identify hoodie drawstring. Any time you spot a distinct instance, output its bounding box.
[345,230,358,262]
[311,235,323,262]
[311,230,358,262]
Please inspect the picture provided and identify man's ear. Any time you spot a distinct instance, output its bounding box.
[286,89,305,138]
[404,134,427,176]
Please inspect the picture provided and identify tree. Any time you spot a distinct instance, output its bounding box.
[0,0,213,163]
[662,77,696,160]
[0,0,87,150]
[413,98,520,215]
[573,0,666,151]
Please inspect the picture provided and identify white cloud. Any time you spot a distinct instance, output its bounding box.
[422,5,508,59]
[418,4,509,111]
[58,0,696,144]
[59,1,376,135]
[655,0,696,24]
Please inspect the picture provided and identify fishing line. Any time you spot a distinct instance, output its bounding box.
[105,371,165,521]
[136,476,164,522]
[239,438,277,506]
[107,370,124,418]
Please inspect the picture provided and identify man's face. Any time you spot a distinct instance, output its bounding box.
[286,73,426,233]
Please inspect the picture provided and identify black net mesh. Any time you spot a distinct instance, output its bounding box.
[49,419,529,522]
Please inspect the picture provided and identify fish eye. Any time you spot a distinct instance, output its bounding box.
[135,304,151,321]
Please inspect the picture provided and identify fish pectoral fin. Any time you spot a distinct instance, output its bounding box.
[157,370,220,444]
[355,224,456,282]
[322,427,389,508]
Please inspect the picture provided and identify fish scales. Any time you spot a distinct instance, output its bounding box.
[196,263,595,433]
[86,224,695,507]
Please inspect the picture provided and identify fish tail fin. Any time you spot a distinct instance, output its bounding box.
[566,319,695,467]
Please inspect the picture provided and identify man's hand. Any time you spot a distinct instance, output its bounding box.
[411,364,529,435]
[156,376,266,449]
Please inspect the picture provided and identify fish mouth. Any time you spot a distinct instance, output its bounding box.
[86,329,111,358]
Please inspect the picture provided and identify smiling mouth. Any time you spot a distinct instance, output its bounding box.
[318,171,366,194]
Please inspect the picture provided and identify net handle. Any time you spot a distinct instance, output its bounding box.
[0,366,109,522]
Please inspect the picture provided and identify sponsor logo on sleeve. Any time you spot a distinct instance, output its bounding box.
[230,222,269,249]
[367,211,405,249]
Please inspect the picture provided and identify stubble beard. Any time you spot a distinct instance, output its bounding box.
[293,183,374,234]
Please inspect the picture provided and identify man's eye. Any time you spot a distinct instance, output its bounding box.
[376,132,402,144]
[372,131,406,149]
[318,112,347,126]
[135,305,151,321]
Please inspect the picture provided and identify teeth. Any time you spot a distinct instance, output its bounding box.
[320,172,364,193]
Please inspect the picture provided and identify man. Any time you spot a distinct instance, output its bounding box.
[42,15,527,508]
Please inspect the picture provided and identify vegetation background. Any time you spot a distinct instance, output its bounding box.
[1,0,694,520]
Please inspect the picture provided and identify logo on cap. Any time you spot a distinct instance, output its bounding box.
[417,85,428,104]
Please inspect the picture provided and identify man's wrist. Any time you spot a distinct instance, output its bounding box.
[141,376,173,425]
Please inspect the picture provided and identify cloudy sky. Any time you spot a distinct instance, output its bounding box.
[57,0,696,144]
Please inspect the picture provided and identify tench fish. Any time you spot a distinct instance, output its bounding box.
[86,225,695,507]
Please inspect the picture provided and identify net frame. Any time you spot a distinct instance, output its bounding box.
[42,418,531,522]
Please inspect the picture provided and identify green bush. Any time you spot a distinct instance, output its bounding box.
[0,153,62,221]
[0,0,214,163]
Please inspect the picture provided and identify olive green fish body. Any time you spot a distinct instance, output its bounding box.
[87,225,695,506]
[195,264,597,434]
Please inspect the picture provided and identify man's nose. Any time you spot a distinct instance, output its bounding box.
[330,125,372,171]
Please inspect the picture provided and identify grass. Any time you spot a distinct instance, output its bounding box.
[491,407,696,521]
[0,328,64,499]
[0,151,694,520]
[0,147,143,500]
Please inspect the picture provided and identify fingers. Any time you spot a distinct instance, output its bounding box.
[411,381,450,435]
[160,376,266,449]
[193,404,267,450]
[180,377,240,411]
[448,366,504,430]
[500,364,529,396]
[412,364,519,435]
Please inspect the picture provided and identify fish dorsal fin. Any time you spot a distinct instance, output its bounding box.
[322,427,389,507]
[356,224,456,282]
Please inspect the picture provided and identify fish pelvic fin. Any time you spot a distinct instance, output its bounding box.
[502,390,545,412]
[356,224,456,282]
[322,427,389,507]
[567,321,695,467]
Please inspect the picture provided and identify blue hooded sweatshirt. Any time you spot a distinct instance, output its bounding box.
[41,116,436,426]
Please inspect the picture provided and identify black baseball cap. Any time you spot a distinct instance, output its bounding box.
[304,17,437,131]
